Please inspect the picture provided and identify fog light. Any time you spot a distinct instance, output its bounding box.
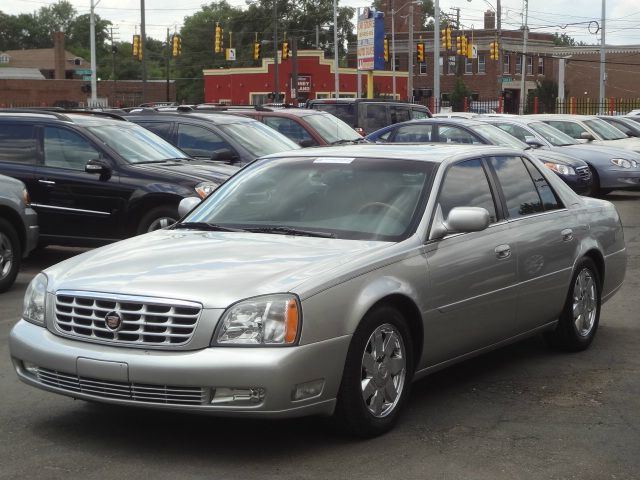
[22,361,39,375]
[210,387,265,405]
[292,379,325,401]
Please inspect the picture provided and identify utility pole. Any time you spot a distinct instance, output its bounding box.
[433,0,440,112]
[408,3,414,102]
[599,0,606,113]
[333,0,339,98]
[496,0,502,103]
[391,0,396,98]
[89,0,100,106]
[518,0,528,115]
[140,0,147,104]
[291,35,298,105]
[273,0,279,102]
[110,26,119,106]
[166,28,170,102]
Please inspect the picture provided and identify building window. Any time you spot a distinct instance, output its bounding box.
[394,56,400,72]
[447,55,456,75]
[503,55,510,74]
[538,57,544,75]
[527,56,533,75]
[465,58,473,74]
[515,56,522,74]
[0,54,9,63]
[478,54,486,74]
[419,62,427,75]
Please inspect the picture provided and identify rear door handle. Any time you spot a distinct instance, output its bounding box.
[494,244,511,259]
[38,179,56,185]
[561,228,574,242]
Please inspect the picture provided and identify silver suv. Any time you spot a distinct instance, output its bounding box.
[0,174,38,292]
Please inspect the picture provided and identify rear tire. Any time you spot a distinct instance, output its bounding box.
[544,257,601,352]
[137,206,178,234]
[334,305,414,437]
[0,218,21,293]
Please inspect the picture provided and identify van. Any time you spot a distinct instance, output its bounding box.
[306,99,432,135]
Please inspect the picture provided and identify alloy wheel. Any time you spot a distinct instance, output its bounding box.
[572,268,597,337]
[0,232,13,279]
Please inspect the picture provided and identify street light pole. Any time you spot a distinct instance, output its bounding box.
[518,0,528,115]
[599,0,606,113]
[408,3,414,102]
[433,0,440,111]
[274,0,279,101]
[89,0,100,106]
[391,0,396,98]
[334,0,339,98]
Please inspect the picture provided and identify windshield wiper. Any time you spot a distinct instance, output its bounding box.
[331,138,365,145]
[173,222,246,232]
[244,226,336,238]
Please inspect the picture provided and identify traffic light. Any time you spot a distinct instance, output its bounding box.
[441,26,452,50]
[132,34,140,58]
[417,42,425,63]
[489,41,499,60]
[456,35,463,55]
[282,40,289,60]
[215,23,222,53]
[467,41,473,59]
[171,34,181,57]
[253,41,261,61]
[384,36,389,62]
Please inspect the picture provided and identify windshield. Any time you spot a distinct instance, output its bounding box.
[218,121,299,158]
[311,103,356,127]
[87,123,188,163]
[584,119,629,140]
[528,121,578,146]
[470,124,528,149]
[184,156,436,241]
[304,113,362,143]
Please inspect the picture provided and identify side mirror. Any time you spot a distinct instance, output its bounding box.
[178,197,202,218]
[211,148,237,162]
[430,206,490,240]
[524,136,544,148]
[299,139,316,148]
[85,158,111,175]
[580,131,595,141]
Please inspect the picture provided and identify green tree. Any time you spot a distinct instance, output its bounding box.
[450,77,471,111]
[526,78,559,114]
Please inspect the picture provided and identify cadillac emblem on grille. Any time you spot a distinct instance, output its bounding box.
[105,311,123,331]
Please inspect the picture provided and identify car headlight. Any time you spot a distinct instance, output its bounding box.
[22,188,31,206]
[195,182,218,199]
[543,162,575,176]
[23,273,47,326]
[213,294,301,346]
[610,158,637,169]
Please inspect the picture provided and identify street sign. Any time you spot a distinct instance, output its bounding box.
[76,69,92,75]
[82,75,91,81]
[357,9,384,71]
[501,76,513,83]
[297,75,311,93]
[225,48,236,61]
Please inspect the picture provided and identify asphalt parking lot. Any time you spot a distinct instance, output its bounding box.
[1,192,639,480]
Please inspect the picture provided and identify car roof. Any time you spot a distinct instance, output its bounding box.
[0,109,129,126]
[122,111,259,125]
[528,114,599,121]
[261,143,523,164]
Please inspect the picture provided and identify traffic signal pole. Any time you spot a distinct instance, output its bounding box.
[166,28,170,102]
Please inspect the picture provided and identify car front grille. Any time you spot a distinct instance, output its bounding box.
[54,291,202,346]
[35,367,207,405]
[575,166,592,181]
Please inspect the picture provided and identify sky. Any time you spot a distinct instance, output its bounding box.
[3,0,640,46]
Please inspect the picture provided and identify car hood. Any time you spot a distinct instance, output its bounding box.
[590,137,640,153]
[533,150,587,168]
[132,161,240,184]
[44,230,390,308]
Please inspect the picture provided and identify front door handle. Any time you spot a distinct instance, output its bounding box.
[494,244,511,259]
[38,179,56,185]
[561,228,574,242]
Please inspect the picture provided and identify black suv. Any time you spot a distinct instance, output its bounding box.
[122,110,300,164]
[0,109,239,247]
[306,99,432,135]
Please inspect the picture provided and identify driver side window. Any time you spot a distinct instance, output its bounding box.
[44,127,100,170]
[437,159,498,223]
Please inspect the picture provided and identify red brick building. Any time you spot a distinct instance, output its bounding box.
[203,50,407,105]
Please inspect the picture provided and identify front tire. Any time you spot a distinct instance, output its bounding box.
[334,305,414,437]
[0,218,21,293]
[137,206,179,234]
[544,257,601,351]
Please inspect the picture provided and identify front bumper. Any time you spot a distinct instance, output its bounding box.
[10,320,351,418]
[598,168,640,189]
[23,207,39,257]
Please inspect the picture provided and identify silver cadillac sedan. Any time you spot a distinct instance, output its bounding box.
[9,144,626,437]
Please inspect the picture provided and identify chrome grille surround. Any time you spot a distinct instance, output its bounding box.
[34,367,206,405]
[54,291,202,347]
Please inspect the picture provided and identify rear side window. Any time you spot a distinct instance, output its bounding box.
[0,124,36,164]
[490,156,554,218]
[311,103,355,126]
[137,122,173,141]
[438,158,497,223]
[522,158,562,211]
[545,121,587,139]
[393,124,434,142]
[363,104,388,133]
[390,106,411,124]
[411,108,430,119]
[177,124,234,158]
